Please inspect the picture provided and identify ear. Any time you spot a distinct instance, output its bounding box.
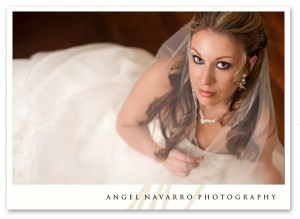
[248,55,257,75]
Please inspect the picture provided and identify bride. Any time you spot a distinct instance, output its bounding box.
[13,12,284,184]
[116,12,284,184]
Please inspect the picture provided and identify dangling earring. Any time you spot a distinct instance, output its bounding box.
[238,74,247,91]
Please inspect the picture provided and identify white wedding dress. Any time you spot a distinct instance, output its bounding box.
[12,43,284,184]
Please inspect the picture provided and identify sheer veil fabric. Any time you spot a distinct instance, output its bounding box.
[13,23,284,184]
[146,21,284,184]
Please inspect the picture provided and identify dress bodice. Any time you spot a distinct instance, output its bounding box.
[148,118,240,184]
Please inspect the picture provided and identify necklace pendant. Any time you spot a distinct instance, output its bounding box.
[200,118,218,124]
[199,107,219,124]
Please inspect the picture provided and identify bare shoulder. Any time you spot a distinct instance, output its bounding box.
[136,57,181,94]
[127,56,184,105]
[117,56,181,126]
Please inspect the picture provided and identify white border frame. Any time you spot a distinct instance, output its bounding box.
[7,6,290,210]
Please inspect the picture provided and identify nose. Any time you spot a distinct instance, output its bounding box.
[199,66,215,85]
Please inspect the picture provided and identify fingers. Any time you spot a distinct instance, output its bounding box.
[173,170,191,177]
[170,149,201,163]
[170,157,199,171]
[164,149,204,177]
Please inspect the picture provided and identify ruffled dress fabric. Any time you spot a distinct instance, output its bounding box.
[12,43,284,184]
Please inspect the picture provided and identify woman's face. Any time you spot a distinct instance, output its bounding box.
[189,30,243,108]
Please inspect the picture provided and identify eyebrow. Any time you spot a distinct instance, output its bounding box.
[190,47,234,61]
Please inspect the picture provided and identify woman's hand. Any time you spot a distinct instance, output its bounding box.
[161,149,204,177]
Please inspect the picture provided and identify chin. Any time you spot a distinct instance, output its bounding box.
[198,98,216,106]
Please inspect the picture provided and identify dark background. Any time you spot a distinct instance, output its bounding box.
[12,12,285,144]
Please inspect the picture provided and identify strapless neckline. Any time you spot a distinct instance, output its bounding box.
[178,138,236,161]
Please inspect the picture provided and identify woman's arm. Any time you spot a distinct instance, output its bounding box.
[257,141,284,184]
[116,58,172,159]
[116,58,201,176]
[250,102,284,184]
[253,161,283,184]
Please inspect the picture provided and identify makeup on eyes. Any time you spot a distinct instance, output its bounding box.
[190,53,232,70]
[191,55,204,64]
[215,61,231,70]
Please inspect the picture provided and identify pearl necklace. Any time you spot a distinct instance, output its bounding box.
[199,107,220,124]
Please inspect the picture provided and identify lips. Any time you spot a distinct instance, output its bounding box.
[198,89,216,98]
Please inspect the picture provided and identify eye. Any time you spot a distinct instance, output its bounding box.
[192,55,204,64]
[216,62,231,70]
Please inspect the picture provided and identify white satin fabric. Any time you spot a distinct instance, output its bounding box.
[12,43,284,184]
